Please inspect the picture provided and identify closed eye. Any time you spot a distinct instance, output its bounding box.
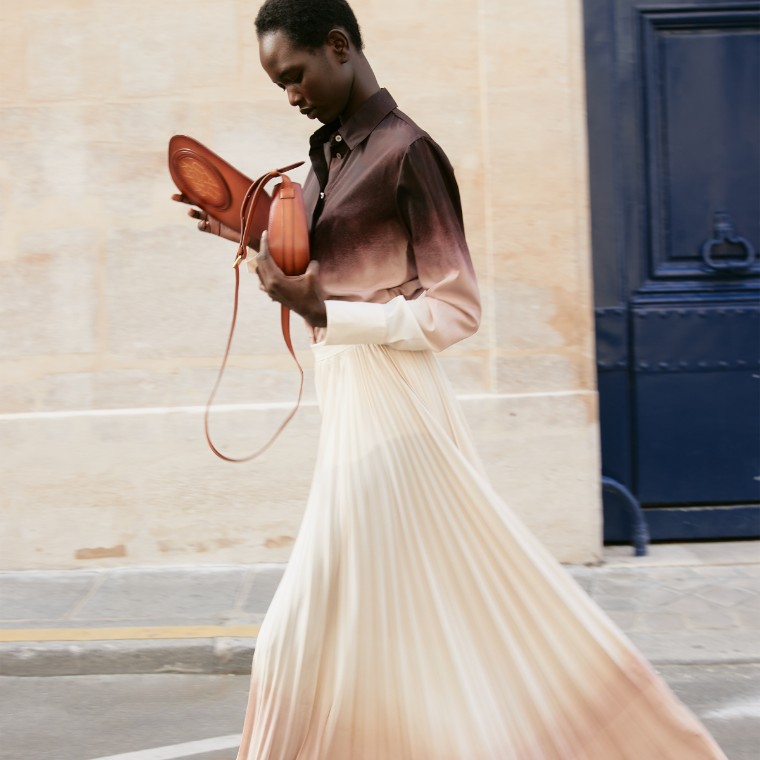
[277,69,302,87]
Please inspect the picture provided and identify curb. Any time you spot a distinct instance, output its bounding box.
[3,637,759,678]
[0,638,256,677]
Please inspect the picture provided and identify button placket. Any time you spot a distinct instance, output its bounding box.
[333,134,344,159]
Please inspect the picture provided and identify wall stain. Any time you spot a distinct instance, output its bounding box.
[264,535,294,549]
[75,544,127,560]
[215,537,244,549]
[157,537,245,554]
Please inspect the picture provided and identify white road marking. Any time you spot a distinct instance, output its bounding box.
[86,734,241,760]
[705,695,760,720]
[0,390,594,423]
[0,401,316,421]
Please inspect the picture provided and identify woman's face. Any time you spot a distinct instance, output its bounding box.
[259,30,353,124]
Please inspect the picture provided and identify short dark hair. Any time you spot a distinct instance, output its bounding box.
[255,0,364,51]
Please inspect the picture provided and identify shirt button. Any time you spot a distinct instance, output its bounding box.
[335,135,343,142]
[336,152,343,159]
[319,192,325,199]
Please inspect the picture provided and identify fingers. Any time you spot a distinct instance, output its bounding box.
[254,233,280,294]
[194,210,210,232]
[172,194,226,237]
[254,250,324,323]
[171,193,208,227]
[190,209,215,235]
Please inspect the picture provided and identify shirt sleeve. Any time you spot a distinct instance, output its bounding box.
[323,137,481,352]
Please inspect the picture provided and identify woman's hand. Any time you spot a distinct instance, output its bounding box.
[171,193,240,244]
[255,232,327,328]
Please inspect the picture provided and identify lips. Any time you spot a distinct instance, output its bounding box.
[300,107,318,120]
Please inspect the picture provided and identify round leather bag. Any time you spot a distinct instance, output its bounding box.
[267,174,310,276]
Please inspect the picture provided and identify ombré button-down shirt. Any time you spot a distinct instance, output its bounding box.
[302,89,481,352]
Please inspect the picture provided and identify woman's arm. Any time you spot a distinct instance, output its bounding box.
[256,137,481,352]
[322,136,480,352]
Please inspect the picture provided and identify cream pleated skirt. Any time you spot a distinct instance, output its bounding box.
[236,343,725,760]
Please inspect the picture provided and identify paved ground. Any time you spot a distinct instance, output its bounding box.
[1,665,758,760]
[1,541,758,676]
[0,542,758,759]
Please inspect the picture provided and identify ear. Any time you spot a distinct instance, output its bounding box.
[326,29,351,63]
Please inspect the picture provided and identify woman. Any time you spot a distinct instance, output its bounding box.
[179,1,727,757]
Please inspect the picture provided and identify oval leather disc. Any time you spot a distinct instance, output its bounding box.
[172,150,232,211]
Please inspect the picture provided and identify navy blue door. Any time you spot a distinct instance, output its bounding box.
[585,0,760,541]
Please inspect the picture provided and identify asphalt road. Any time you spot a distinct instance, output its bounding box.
[2,664,758,760]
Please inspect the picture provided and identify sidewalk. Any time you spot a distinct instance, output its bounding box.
[1,542,758,677]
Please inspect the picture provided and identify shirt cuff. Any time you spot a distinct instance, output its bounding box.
[323,296,430,351]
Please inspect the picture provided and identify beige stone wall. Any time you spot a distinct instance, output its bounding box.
[0,0,602,569]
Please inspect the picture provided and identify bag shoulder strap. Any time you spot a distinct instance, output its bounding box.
[204,168,305,463]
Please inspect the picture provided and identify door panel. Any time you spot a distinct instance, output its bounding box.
[632,302,759,505]
[636,370,760,503]
[641,8,760,284]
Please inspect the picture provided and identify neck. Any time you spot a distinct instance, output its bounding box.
[341,55,380,122]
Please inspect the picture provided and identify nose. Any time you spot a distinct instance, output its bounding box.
[286,85,302,108]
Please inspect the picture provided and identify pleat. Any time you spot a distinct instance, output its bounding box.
[236,343,726,760]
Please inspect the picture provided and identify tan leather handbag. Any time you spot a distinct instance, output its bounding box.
[168,135,310,462]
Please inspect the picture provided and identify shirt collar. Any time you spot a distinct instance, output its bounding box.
[308,88,397,152]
